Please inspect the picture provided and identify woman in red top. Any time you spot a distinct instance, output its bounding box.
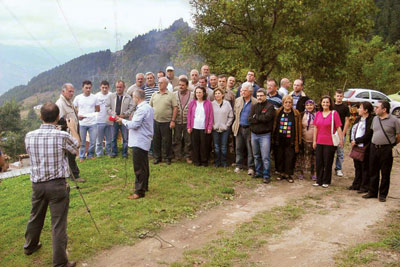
[312,96,343,188]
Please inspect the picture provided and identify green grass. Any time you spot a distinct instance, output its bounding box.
[336,209,400,267]
[0,155,254,266]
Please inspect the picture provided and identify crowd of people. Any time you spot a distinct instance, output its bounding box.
[23,65,400,267]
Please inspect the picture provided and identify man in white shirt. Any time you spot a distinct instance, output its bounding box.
[278,78,291,97]
[73,80,99,162]
[95,80,112,157]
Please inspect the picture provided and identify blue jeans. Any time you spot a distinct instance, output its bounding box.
[251,132,271,178]
[335,135,345,170]
[96,123,112,156]
[213,129,230,167]
[79,124,97,159]
[111,122,128,157]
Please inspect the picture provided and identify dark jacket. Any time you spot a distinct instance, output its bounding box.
[273,107,302,153]
[248,100,275,134]
[350,114,374,146]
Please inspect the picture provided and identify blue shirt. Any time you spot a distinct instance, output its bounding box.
[292,92,302,109]
[122,101,154,151]
[239,99,252,126]
[267,93,282,109]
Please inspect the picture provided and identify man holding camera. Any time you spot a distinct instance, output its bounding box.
[24,102,80,267]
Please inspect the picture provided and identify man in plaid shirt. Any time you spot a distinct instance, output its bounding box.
[24,102,80,267]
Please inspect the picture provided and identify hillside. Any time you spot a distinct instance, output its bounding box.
[0,19,192,106]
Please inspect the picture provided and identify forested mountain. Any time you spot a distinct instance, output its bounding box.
[0,19,191,106]
[374,0,400,44]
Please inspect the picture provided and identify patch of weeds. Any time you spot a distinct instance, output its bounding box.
[336,209,400,266]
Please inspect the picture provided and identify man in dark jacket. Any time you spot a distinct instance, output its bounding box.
[249,88,276,183]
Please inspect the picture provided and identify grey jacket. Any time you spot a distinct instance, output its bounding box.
[106,92,134,119]
[212,100,234,132]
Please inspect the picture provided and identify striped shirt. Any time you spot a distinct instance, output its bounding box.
[25,124,79,183]
[144,84,159,103]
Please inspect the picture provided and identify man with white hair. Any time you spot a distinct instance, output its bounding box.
[149,77,178,165]
[232,82,257,175]
[278,78,291,97]
[127,73,145,98]
[189,69,200,90]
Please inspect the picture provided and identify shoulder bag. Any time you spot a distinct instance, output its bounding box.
[349,121,366,161]
[331,110,340,146]
[378,118,400,158]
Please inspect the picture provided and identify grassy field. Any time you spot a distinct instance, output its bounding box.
[0,155,255,266]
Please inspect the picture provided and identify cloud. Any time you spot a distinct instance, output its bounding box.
[0,0,192,54]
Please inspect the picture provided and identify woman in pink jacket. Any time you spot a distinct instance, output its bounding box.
[187,86,214,166]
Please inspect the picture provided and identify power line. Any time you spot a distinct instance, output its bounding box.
[55,0,85,55]
[0,0,61,65]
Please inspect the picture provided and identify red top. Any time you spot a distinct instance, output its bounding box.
[314,111,342,145]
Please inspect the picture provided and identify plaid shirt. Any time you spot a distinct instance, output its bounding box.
[25,124,79,183]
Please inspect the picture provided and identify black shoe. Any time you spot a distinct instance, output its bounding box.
[379,196,386,202]
[253,174,262,179]
[166,160,171,165]
[263,178,271,184]
[362,193,377,199]
[153,159,161,165]
[347,185,358,190]
[357,189,368,194]
[110,155,117,158]
[24,242,42,255]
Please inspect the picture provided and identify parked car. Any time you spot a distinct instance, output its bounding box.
[388,91,400,102]
[343,88,400,117]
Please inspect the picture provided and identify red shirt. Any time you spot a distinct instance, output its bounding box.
[314,111,342,145]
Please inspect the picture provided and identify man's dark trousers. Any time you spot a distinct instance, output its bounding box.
[153,121,172,161]
[369,145,393,198]
[24,178,69,267]
[132,147,149,196]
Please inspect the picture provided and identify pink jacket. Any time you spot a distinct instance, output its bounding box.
[187,99,214,132]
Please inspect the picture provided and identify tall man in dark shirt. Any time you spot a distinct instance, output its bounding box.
[333,89,350,177]
[24,102,79,267]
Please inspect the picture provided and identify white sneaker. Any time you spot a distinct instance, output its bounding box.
[322,184,329,188]
[336,170,344,177]
[312,183,320,187]
[234,167,241,173]
[247,169,254,176]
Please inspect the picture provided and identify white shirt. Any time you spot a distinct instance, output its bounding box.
[73,93,98,126]
[351,117,366,147]
[193,101,205,130]
[278,87,288,97]
[95,92,111,123]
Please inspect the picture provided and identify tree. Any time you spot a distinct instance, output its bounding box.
[189,0,376,89]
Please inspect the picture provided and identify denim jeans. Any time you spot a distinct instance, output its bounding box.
[79,124,97,159]
[111,122,129,157]
[335,135,345,170]
[251,132,271,178]
[96,123,112,156]
[213,129,230,167]
[235,126,254,169]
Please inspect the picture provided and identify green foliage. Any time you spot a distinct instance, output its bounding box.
[189,0,376,90]
[344,36,400,94]
[374,0,400,44]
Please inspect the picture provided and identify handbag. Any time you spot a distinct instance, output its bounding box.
[349,146,367,161]
[331,110,340,146]
[378,118,400,158]
[349,122,366,161]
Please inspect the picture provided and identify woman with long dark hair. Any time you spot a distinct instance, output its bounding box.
[187,86,214,166]
[312,96,343,188]
[348,101,374,193]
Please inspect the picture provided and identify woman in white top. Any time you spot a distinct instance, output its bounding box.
[187,87,214,166]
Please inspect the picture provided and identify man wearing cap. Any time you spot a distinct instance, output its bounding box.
[166,66,179,91]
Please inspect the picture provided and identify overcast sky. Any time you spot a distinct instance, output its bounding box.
[0,0,192,63]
